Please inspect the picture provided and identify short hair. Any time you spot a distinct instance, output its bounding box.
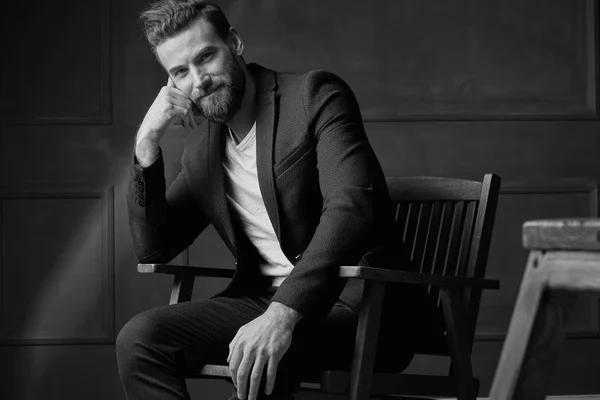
[139,0,231,52]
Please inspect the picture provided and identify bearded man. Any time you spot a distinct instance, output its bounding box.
[116,1,424,399]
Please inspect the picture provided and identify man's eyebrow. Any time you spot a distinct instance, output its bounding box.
[167,46,217,75]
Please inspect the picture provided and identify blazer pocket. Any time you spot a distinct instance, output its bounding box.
[274,144,314,177]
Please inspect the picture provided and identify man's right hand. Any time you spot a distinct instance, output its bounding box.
[135,77,199,167]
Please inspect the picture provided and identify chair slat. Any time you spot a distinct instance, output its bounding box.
[444,201,467,277]
[420,202,444,274]
[403,203,420,260]
[456,201,478,278]
[394,202,410,237]
[428,202,456,300]
[433,202,455,275]
[413,203,433,273]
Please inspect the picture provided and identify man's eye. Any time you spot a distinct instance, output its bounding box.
[174,69,187,77]
[199,52,214,63]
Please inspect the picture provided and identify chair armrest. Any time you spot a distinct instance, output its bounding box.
[339,266,499,290]
[137,264,235,278]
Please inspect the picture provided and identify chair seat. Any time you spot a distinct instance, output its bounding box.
[194,364,478,397]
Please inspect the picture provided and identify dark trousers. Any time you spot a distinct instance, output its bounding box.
[115,287,363,400]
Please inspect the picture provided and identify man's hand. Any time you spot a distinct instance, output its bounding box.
[135,77,199,166]
[228,301,302,400]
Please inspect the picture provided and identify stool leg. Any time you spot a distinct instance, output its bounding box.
[512,287,577,400]
[489,251,547,400]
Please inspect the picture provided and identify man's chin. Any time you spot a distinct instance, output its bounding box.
[197,98,235,123]
[200,107,231,124]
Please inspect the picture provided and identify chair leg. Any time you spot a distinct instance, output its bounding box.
[489,251,548,400]
[169,275,195,304]
[440,287,477,400]
[347,281,386,400]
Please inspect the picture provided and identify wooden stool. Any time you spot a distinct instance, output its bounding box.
[489,218,600,400]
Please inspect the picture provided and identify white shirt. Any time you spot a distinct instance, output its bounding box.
[222,122,294,286]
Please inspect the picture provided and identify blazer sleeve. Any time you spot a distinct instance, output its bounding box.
[127,148,209,263]
[270,70,394,319]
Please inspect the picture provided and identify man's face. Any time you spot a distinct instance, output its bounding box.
[156,18,245,123]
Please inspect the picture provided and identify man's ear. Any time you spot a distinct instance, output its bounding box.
[227,27,244,56]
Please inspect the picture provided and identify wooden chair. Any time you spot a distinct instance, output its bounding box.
[489,218,600,400]
[138,173,501,400]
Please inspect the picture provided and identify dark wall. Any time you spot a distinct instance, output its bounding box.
[1,1,599,399]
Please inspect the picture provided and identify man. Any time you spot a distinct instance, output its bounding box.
[117,1,424,399]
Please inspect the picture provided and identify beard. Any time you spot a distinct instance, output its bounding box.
[191,50,246,123]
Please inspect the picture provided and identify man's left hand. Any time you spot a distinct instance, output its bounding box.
[228,301,302,400]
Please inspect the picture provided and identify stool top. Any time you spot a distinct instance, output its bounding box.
[523,218,600,251]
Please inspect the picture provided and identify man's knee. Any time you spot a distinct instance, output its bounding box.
[116,309,165,367]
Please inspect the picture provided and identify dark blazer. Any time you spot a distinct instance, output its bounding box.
[128,63,400,319]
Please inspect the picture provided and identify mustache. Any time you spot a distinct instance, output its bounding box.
[192,80,223,100]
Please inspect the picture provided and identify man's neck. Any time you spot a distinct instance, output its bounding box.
[227,69,257,142]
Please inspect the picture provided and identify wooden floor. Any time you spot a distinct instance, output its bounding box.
[440,396,600,400]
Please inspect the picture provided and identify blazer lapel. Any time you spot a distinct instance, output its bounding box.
[255,68,282,242]
[207,121,239,256]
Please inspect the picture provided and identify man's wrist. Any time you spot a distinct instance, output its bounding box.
[266,301,303,328]
[135,137,160,168]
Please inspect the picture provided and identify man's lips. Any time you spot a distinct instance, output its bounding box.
[196,85,223,100]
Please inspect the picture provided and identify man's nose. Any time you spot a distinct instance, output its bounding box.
[190,67,209,88]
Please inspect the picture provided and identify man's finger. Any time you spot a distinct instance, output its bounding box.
[248,356,266,400]
[228,343,243,388]
[164,87,193,104]
[188,107,197,129]
[265,358,279,395]
[236,353,255,400]
[166,96,191,110]
[228,333,240,364]
[167,76,175,88]
[180,114,189,129]
[169,105,190,127]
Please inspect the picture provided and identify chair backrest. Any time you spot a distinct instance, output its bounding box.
[386,174,501,354]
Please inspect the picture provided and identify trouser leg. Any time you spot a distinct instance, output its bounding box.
[116,293,271,400]
[116,288,413,400]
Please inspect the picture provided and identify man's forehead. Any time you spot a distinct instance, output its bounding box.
[156,18,223,66]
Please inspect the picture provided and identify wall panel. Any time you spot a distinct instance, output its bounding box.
[0,0,111,124]
[0,187,114,344]
[221,0,598,120]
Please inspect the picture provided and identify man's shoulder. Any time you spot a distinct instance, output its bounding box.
[279,68,349,93]
[248,63,349,95]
